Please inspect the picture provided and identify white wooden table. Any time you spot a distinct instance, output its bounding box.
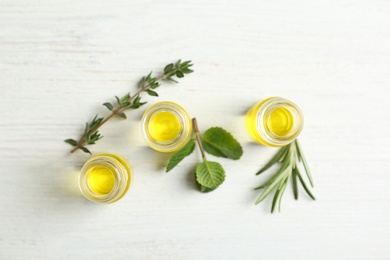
[1,0,389,259]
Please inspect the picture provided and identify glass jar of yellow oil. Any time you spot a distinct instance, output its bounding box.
[245,97,304,147]
[141,101,192,152]
[79,153,131,203]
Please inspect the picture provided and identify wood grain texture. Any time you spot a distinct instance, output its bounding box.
[1,0,390,259]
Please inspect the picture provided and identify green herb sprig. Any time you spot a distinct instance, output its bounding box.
[166,118,243,192]
[65,60,193,154]
[254,139,315,213]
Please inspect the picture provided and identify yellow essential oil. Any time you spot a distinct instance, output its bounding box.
[148,111,181,143]
[267,107,294,136]
[246,97,303,147]
[142,101,192,152]
[79,154,131,204]
[87,166,115,195]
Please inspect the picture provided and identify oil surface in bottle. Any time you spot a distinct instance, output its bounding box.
[87,165,115,195]
[266,107,294,136]
[148,111,181,142]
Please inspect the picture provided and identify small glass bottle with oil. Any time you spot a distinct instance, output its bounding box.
[141,101,192,152]
[245,97,304,147]
[79,153,131,203]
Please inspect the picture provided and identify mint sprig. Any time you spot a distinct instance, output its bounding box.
[166,118,243,192]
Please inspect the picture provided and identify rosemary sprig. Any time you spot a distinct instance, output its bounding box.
[65,60,193,154]
[254,139,315,213]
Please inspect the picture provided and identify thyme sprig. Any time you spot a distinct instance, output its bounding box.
[254,139,315,213]
[65,60,193,154]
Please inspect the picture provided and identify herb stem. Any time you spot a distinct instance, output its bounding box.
[192,118,206,158]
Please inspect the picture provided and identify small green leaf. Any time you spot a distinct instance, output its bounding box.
[181,60,192,67]
[166,77,178,83]
[150,82,160,89]
[79,146,92,155]
[138,76,146,88]
[88,132,102,144]
[145,72,152,81]
[130,96,147,109]
[202,127,243,160]
[195,159,225,189]
[164,63,173,74]
[64,139,77,146]
[117,112,127,119]
[115,96,121,105]
[146,89,158,97]
[103,102,114,111]
[195,175,216,193]
[176,71,184,78]
[120,101,131,108]
[181,68,193,74]
[166,139,195,172]
[121,93,130,103]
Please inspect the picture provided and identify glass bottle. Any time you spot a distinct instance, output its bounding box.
[141,101,192,152]
[245,97,304,147]
[79,153,131,203]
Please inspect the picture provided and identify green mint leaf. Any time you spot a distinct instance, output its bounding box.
[146,89,158,97]
[103,102,113,111]
[195,159,225,189]
[194,174,216,193]
[79,146,92,155]
[166,139,195,172]
[64,139,77,146]
[117,112,127,119]
[202,127,243,160]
